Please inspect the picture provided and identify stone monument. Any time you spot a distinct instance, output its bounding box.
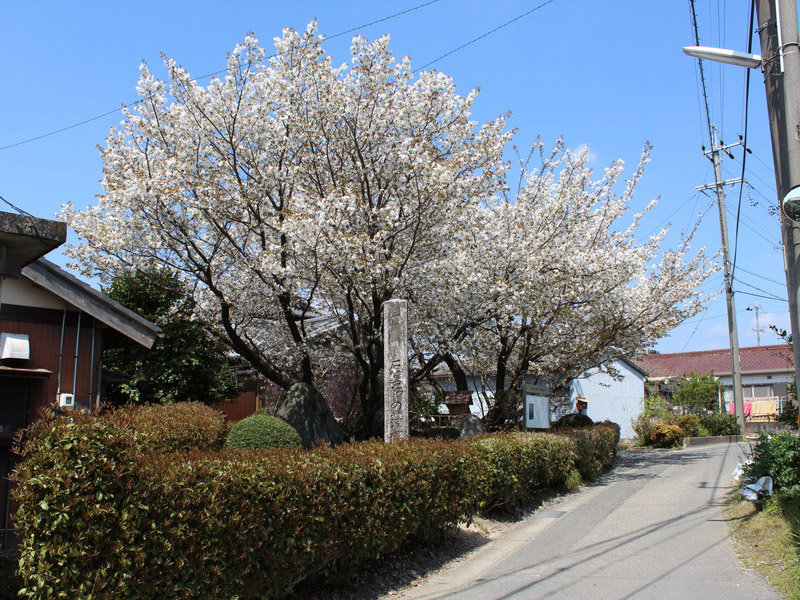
[383,299,409,441]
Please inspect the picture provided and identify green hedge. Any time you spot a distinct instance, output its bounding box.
[471,433,576,511]
[556,421,620,481]
[102,401,228,452]
[12,415,620,599]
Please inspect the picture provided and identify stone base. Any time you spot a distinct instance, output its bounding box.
[682,434,740,448]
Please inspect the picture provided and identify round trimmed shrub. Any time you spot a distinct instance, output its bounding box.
[225,414,302,450]
[552,413,594,429]
[650,423,684,448]
[674,414,701,438]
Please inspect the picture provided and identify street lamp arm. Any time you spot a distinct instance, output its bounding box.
[682,45,763,68]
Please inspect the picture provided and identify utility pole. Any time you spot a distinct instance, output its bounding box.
[697,125,746,432]
[747,304,764,345]
[755,0,800,428]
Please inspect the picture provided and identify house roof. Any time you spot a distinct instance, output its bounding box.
[0,211,66,275]
[21,259,161,349]
[637,345,794,379]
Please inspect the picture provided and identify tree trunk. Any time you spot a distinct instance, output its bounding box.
[485,343,521,431]
[443,354,470,391]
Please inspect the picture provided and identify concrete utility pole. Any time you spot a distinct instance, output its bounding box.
[698,125,746,432]
[755,0,800,425]
[747,304,764,345]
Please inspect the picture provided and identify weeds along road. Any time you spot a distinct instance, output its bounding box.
[403,443,780,600]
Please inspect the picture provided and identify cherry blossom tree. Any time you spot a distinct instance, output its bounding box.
[409,140,716,428]
[62,23,509,436]
[63,23,714,437]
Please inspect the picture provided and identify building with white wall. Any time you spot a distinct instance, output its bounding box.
[638,345,794,415]
[431,358,647,437]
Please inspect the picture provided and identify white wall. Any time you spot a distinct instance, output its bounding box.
[570,361,644,438]
[1,276,66,310]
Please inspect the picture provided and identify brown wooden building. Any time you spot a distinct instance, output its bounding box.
[0,211,159,547]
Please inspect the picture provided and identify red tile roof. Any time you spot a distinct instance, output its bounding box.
[638,345,794,378]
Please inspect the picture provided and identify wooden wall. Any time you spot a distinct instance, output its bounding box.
[1,304,104,421]
[214,378,259,422]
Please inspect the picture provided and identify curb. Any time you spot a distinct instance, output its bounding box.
[683,434,740,448]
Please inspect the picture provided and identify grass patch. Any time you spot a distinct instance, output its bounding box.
[724,489,800,599]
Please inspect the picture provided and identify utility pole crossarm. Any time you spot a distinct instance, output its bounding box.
[697,178,744,191]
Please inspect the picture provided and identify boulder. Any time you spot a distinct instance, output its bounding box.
[275,382,344,448]
[458,414,487,438]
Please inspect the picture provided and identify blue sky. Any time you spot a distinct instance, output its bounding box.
[0,0,789,354]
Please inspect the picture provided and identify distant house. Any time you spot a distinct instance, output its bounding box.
[0,211,159,545]
[431,357,647,438]
[566,359,647,438]
[637,345,794,413]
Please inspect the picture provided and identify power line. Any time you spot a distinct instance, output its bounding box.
[414,0,556,72]
[0,194,35,218]
[737,290,788,302]
[731,0,757,278]
[690,0,715,144]
[325,0,444,42]
[0,0,446,152]
[736,266,786,287]
[735,279,787,302]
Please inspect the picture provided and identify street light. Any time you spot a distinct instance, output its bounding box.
[682,46,763,69]
[683,0,800,433]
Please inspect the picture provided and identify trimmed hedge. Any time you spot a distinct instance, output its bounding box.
[12,414,621,599]
[471,433,576,511]
[102,401,228,452]
[225,413,302,450]
[557,421,620,481]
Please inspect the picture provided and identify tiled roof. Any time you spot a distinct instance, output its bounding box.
[637,345,794,378]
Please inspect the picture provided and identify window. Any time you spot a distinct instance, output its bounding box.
[746,384,774,398]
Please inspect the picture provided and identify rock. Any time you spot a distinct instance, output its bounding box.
[275,382,344,448]
[458,414,486,438]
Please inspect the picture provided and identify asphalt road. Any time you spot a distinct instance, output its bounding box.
[403,443,780,600]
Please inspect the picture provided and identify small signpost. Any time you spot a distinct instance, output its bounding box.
[383,299,409,442]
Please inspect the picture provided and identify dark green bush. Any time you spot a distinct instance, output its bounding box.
[552,413,594,429]
[776,400,798,429]
[744,432,800,490]
[103,401,228,452]
[12,417,620,599]
[701,412,741,437]
[0,553,22,600]
[674,414,701,438]
[225,413,302,450]
[650,423,684,448]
